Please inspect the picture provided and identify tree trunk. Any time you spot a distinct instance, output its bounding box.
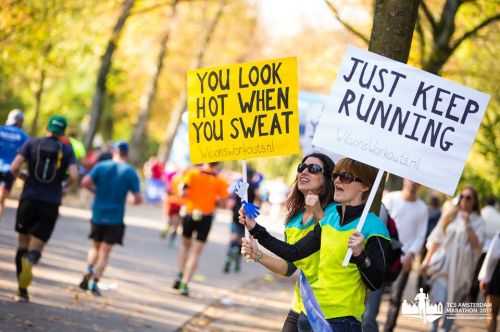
[369,0,420,62]
[30,68,46,136]
[158,0,226,163]
[368,0,420,211]
[84,0,135,151]
[129,0,178,164]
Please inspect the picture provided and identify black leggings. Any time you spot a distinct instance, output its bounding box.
[282,310,299,332]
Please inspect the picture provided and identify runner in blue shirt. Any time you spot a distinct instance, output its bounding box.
[79,141,142,296]
[0,109,29,219]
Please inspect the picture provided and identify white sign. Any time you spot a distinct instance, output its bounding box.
[299,91,343,162]
[313,46,490,195]
[299,91,327,154]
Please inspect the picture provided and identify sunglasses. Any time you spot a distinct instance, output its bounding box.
[460,194,473,201]
[297,163,324,174]
[333,172,363,184]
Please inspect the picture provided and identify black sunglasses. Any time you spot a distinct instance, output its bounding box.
[297,163,324,174]
[460,194,473,201]
[333,172,363,184]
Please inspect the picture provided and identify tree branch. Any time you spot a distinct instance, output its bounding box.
[416,13,426,68]
[450,13,500,52]
[131,0,190,16]
[324,0,369,45]
[421,0,437,34]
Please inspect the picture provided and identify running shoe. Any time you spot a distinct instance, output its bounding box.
[88,281,102,297]
[172,272,182,289]
[160,227,168,239]
[79,274,91,291]
[223,260,231,274]
[179,282,189,296]
[168,233,177,248]
[18,257,33,289]
[16,288,29,303]
[172,278,181,289]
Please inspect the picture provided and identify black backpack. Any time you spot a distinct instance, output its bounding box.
[31,138,64,184]
[380,204,403,283]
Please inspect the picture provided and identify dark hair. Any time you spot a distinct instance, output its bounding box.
[286,153,335,220]
[460,185,481,214]
[429,195,441,208]
[485,197,496,207]
[334,158,378,200]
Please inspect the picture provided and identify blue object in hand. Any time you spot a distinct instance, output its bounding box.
[242,200,260,219]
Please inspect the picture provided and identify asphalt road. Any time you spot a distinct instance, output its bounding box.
[0,200,284,332]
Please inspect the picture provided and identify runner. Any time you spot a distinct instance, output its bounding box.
[0,109,29,220]
[173,162,228,296]
[10,115,78,302]
[241,158,391,331]
[143,157,165,205]
[241,153,335,332]
[161,166,183,247]
[223,166,262,274]
[78,141,142,296]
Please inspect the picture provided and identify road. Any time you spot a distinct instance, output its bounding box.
[0,200,288,332]
[0,199,489,332]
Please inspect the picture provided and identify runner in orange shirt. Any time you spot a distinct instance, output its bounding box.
[172,162,229,296]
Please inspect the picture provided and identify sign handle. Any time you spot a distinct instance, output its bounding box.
[342,169,385,267]
[242,160,248,202]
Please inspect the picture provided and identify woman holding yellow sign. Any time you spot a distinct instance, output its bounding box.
[241,158,390,332]
[241,152,335,331]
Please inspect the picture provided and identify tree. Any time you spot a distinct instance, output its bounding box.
[418,0,500,74]
[129,0,179,164]
[0,1,104,135]
[157,0,226,163]
[325,0,500,196]
[84,0,135,151]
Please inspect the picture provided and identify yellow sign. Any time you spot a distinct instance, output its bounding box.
[187,57,299,163]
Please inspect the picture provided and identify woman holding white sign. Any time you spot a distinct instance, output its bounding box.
[241,158,391,332]
[242,152,335,332]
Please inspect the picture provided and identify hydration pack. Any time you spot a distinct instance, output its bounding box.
[32,138,63,183]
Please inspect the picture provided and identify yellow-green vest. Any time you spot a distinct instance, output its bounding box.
[315,204,389,320]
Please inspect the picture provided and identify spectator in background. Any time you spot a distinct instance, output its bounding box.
[383,179,428,332]
[469,196,500,301]
[223,166,261,274]
[0,109,29,220]
[479,231,500,332]
[482,197,500,247]
[417,193,442,292]
[422,186,485,332]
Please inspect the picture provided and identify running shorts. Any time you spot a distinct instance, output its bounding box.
[15,199,59,242]
[89,223,125,245]
[182,214,213,242]
[0,171,15,192]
